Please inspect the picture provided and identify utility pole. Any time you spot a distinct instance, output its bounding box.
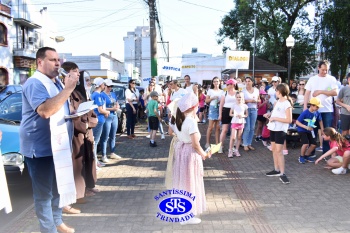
[148,0,158,77]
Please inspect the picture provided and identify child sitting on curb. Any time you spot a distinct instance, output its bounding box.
[315,127,350,174]
[295,97,324,164]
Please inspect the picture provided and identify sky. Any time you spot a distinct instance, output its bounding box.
[30,0,235,63]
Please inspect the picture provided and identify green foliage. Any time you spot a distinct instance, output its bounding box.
[217,0,317,80]
[320,1,350,81]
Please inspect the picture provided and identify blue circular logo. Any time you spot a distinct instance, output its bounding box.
[159,197,192,215]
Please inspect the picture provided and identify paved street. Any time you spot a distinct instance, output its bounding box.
[1,121,350,233]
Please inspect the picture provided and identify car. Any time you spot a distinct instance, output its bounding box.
[0,91,31,188]
[0,85,22,101]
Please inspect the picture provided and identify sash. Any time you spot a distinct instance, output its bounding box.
[34,72,76,208]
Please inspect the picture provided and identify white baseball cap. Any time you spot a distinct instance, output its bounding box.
[104,79,116,86]
[93,77,105,86]
[271,76,279,82]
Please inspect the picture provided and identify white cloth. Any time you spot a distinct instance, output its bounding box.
[185,85,194,93]
[207,89,224,106]
[305,74,338,113]
[297,93,304,105]
[223,91,236,108]
[176,116,199,143]
[243,88,259,108]
[170,88,187,101]
[268,87,277,105]
[0,147,12,214]
[34,75,76,208]
[269,99,292,133]
[230,103,248,124]
[125,88,140,104]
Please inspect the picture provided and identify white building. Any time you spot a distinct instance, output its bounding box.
[61,53,124,80]
[123,26,151,80]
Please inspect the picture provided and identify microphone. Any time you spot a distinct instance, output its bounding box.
[58,68,80,85]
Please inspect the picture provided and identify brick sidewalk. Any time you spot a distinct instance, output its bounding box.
[2,121,350,233]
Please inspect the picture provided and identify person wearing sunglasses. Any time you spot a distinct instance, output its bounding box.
[297,81,306,105]
[125,79,140,139]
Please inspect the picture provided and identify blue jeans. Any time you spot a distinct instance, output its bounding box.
[242,108,258,146]
[321,112,333,154]
[93,121,104,163]
[126,103,138,135]
[101,114,118,156]
[25,156,62,233]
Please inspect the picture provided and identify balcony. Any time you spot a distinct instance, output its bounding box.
[13,42,38,59]
[13,18,41,29]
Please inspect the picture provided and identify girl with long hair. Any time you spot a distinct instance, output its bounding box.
[228,92,248,157]
[218,79,237,153]
[197,85,206,123]
[125,79,140,139]
[264,84,293,184]
[205,76,224,148]
[315,127,350,174]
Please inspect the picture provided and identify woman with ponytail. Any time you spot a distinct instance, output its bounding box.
[315,127,350,174]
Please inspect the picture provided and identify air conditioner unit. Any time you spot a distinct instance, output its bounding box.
[28,37,36,44]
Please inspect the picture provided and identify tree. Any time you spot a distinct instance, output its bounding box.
[319,1,350,81]
[217,0,317,81]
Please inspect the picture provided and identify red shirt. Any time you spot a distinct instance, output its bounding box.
[329,140,350,156]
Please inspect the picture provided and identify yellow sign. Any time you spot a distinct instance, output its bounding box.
[225,51,250,69]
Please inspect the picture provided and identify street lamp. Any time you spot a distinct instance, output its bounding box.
[252,15,256,82]
[286,35,295,86]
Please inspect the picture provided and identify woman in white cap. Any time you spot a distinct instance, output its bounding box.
[172,92,211,225]
[218,79,238,153]
[268,76,279,105]
[91,77,110,169]
[100,79,121,163]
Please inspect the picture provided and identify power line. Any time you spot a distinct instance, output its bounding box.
[11,0,94,6]
[177,0,228,13]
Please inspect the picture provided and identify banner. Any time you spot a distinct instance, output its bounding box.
[158,62,181,77]
[225,51,250,69]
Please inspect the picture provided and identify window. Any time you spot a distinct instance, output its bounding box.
[0,68,9,85]
[0,23,8,46]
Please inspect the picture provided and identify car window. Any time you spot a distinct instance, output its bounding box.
[0,93,22,122]
[112,86,125,101]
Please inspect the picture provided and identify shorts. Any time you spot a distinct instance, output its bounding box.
[335,156,350,169]
[257,115,266,123]
[208,105,219,120]
[340,114,350,131]
[148,116,159,130]
[231,123,244,130]
[299,131,317,145]
[199,107,205,112]
[221,107,232,124]
[270,131,286,145]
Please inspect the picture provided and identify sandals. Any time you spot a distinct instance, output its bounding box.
[87,188,100,193]
[85,190,95,197]
[243,146,249,151]
[62,206,81,214]
[248,146,255,151]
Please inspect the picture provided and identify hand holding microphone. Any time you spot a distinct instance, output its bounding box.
[58,68,80,86]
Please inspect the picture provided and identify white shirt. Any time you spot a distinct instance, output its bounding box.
[125,88,140,104]
[185,84,193,93]
[207,89,224,106]
[177,116,200,143]
[305,74,338,113]
[268,87,277,105]
[170,88,187,101]
[269,99,292,133]
[230,103,248,124]
[223,91,236,108]
[243,88,259,108]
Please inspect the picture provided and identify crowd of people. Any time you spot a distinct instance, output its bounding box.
[17,46,350,231]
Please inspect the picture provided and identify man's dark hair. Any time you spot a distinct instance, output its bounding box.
[36,47,56,61]
[318,60,330,68]
[61,61,79,73]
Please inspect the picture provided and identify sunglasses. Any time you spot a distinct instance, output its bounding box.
[131,82,136,84]
[226,83,233,86]
[85,79,90,82]
[299,84,305,85]
[107,86,112,88]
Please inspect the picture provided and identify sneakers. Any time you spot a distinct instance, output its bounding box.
[265,170,280,176]
[332,167,347,175]
[218,146,223,154]
[228,149,233,158]
[262,140,268,147]
[235,149,241,157]
[305,156,315,163]
[202,119,206,123]
[146,135,150,138]
[101,156,109,163]
[180,217,201,225]
[283,150,288,155]
[279,174,290,184]
[255,136,261,142]
[109,153,122,159]
[205,143,210,149]
[298,156,306,164]
[316,146,323,152]
[150,141,157,147]
[161,134,165,140]
[267,145,272,151]
[97,161,105,167]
